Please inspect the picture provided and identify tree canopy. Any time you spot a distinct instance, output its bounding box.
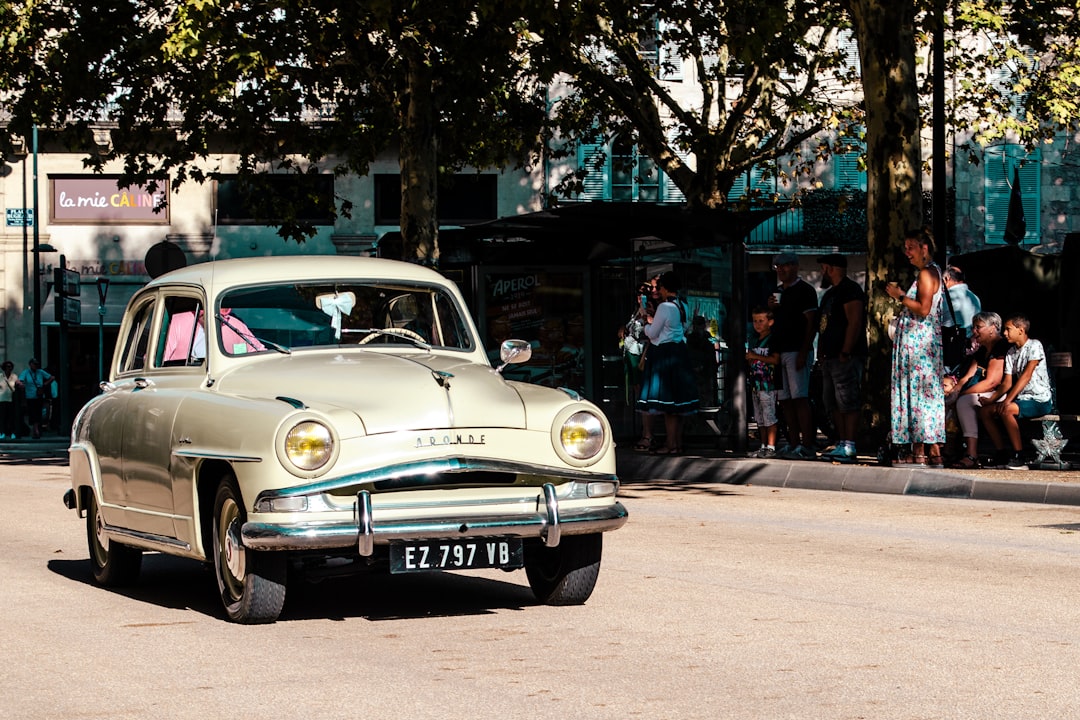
[0,0,549,258]
[532,0,864,210]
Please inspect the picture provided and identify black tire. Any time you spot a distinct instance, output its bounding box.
[212,476,287,624]
[525,533,603,605]
[86,491,142,586]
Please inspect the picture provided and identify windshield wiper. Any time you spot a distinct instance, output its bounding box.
[217,313,291,355]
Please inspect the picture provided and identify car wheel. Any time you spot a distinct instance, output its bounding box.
[525,533,602,605]
[86,491,143,586]
[212,476,287,624]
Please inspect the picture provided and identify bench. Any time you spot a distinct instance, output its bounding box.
[1024,352,1077,470]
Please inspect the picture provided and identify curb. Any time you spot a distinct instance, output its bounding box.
[618,450,1080,507]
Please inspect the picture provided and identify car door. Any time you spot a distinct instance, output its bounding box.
[119,292,207,541]
[95,295,156,530]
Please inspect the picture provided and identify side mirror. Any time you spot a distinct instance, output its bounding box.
[496,339,532,373]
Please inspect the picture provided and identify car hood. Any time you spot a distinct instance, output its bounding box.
[213,351,526,435]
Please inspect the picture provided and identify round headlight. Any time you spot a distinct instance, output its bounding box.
[284,421,334,471]
[560,411,605,460]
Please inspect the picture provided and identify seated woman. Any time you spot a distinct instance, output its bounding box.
[946,311,1007,468]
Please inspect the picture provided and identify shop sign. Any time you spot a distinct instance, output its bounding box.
[50,176,169,225]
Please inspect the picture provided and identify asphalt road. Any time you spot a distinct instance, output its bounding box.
[3,463,1079,719]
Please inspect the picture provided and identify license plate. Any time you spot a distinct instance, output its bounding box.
[389,538,524,574]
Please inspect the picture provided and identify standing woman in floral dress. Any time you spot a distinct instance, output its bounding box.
[885,226,946,466]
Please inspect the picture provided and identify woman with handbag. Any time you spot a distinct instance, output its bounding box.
[884,227,946,467]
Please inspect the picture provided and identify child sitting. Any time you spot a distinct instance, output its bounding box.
[977,313,1054,470]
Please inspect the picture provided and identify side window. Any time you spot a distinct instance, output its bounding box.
[157,296,206,367]
[119,299,156,373]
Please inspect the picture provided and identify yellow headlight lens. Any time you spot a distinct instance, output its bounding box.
[559,411,605,459]
[285,421,334,471]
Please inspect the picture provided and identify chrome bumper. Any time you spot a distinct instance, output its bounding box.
[242,484,628,553]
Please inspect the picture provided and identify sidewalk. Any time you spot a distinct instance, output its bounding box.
[6,434,1078,507]
[616,444,1080,507]
[0,435,69,461]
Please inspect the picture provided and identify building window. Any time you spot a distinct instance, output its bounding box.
[215,174,335,225]
[373,174,498,225]
[575,137,684,203]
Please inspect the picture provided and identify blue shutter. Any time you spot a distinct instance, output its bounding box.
[984,146,1040,245]
[834,145,866,191]
[661,131,688,203]
[577,142,611,201]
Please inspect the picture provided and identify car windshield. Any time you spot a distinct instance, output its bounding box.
[217,281,474,355]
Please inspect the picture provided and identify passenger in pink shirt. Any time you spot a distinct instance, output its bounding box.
[163,309,264,363]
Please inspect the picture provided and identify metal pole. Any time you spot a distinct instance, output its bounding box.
[31,125,41,361]
[58,255,69,434]
[932,0,947,261]
[97,278,110,383]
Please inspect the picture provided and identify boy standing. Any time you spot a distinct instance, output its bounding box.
[746,307,780,458]
[977,314,1053,469]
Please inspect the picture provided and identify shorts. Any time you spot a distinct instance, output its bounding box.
[821,356,864,414]
[1015,397,1053,419]
[776,351,812,401]
[752,390,778,428]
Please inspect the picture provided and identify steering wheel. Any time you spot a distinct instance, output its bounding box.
[358,327,427,345]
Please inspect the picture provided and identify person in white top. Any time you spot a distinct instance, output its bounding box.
[977,313,1053,469]
[635,272,699,455]
[0,361,21,439]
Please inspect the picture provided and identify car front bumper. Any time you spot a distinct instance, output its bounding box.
[242,483,628,554]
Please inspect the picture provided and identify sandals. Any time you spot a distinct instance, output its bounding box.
[927,454,944,468]
[894,454,927,467]
[950,454,980,469]
[633,437,655,451]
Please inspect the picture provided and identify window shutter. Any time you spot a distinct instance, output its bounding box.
[834,145,866,191]
[661,131,688,203]
[984,145,1040,245]
[577,142,611,201]
[658,21,683,81]
[727,172,749,201]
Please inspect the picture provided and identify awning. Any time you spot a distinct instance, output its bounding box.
[42,280,146,327]
[452,201,791,263]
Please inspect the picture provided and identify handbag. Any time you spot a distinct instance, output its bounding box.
[941,284,968,371]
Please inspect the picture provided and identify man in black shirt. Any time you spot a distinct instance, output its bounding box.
[768,252,819,459]
[815,254,868,462]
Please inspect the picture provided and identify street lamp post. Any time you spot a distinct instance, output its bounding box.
[96,278,110,383]
[31,125,41,361]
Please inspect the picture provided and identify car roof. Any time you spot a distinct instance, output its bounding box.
[146,255,449,290]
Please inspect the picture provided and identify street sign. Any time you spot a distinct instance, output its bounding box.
[5,208,34,227]
[56,295,81,325]
[54,263,82,325]
[58,267,80,296]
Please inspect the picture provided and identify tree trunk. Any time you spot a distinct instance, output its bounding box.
[399,47,440,266]
[846,0,924,447]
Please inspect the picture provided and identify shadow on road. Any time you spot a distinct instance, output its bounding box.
[48,553,537,623]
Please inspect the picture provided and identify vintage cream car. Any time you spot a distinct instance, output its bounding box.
[64,256,627,623]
